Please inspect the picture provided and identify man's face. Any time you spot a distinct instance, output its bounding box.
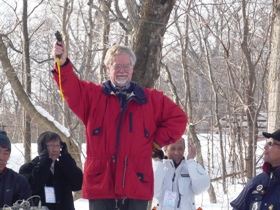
[46,140,61,161]
[107,53,134,88]
[165,138,185,164]
[263,138,280,167]
[0,146,10,173]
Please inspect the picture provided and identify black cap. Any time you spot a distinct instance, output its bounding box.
[0,130,11,150]
[263,129,280,141]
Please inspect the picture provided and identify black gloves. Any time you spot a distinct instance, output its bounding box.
[60,142,69,156]
[38,146,51,166]
[152,141,164,160]
[39,145,49,160]
[152,149,164,160]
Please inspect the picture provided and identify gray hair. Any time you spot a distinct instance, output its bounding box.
[104,45,136,66]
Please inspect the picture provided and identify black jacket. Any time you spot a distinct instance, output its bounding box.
[231,162,280,210]
[0,167,32,207]
[19,153,83,210]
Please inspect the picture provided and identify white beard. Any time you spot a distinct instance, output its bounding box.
[115,76,129,87]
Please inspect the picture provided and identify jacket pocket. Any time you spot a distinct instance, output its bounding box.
[86,158,106,186]
[126,158,153,197]
[178,176,196,209]
[178,175,191,196]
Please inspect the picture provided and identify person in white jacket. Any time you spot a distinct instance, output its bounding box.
[152,137,210,210]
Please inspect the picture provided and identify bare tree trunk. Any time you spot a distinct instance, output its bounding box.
[22,0,32,163]
[99,0,112,83]
[132,0,176,88]
[267,0,280,132]
[84,0,99,81]
[240,0,259,179]
[161,63,180,105]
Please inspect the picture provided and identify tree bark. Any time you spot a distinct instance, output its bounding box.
[240,0,259,179]
[132,0,176,88]
[267,0,280,132]
[22,0,32,163]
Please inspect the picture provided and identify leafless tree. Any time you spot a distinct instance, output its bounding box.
[267,0,280,131]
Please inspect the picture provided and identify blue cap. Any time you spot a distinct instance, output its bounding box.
[0,130,11,150]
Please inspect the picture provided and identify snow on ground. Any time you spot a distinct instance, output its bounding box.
[7,134,266,210]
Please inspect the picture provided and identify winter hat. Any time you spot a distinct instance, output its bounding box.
[263,129,280,142]
[0,130,11,150]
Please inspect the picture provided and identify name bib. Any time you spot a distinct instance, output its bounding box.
[163,190,177,207]
[44,186,56,203]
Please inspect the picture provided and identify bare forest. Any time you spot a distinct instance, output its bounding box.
[0,0,280,204]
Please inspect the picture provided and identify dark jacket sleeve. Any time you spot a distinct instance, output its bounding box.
[230,185,250,210]
[19,156,53,193]
[230,174,267,210]
[58,153,83,191]
[13,172,32,202]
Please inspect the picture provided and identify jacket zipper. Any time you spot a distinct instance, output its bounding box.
[177,193,181,208]
[122,155,128,188]
[171,170,182,208]
[172,172,176,191]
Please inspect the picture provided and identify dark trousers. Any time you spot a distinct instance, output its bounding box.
[89,199,148,210]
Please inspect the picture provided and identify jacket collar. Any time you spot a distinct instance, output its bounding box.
[164,158,185,169]
[263,162,280,178]
[102,80,148,104]
[173,157,185,168]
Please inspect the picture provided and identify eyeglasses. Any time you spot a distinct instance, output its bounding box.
[46,144,62,150]
[266,141,280,148]
[111,64,132,72]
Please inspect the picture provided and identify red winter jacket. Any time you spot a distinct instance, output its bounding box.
[52,59,187,200]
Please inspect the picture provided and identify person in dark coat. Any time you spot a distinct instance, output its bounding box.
[0,130,32,208]
[19,131,83,210]
[231,129,280,210]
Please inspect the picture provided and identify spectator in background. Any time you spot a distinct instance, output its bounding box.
[19,131,83,210]
[231,129,280,210]
[0,130,32,207]
[52,42,187,210]
[152,137,210,210]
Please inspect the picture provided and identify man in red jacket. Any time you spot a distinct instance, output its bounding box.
[52,43,187,210]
